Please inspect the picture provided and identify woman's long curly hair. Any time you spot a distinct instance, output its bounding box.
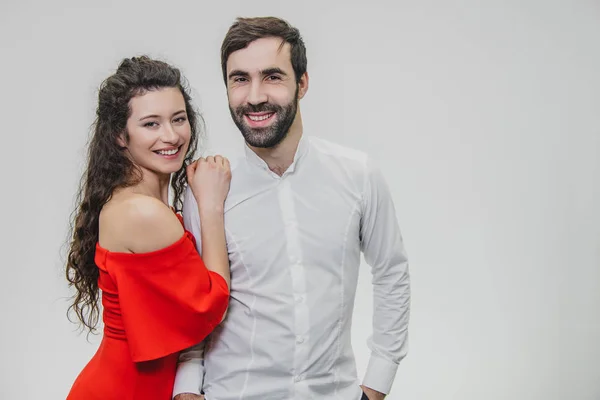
[66,56,202,334]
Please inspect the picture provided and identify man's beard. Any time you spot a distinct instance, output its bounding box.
[229,88,299,148]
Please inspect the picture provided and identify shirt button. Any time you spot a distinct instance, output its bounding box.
[295,295,304,303]
[295,374,304,382]
[296,335,305,344]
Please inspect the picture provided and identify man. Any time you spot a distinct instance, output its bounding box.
[174,16,410,400]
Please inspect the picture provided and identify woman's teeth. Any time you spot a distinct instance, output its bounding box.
[157,148,179,155]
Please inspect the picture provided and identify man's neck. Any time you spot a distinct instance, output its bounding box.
[249,120,303,177]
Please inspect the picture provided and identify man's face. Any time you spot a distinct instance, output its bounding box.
[226,37,306,148]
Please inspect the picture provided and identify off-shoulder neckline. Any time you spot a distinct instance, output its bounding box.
[95,230,193,258]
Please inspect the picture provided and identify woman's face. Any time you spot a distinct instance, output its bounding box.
[121,87,191,176]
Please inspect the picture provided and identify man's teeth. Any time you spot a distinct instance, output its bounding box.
[157,148,178,155]
[248,113,273,121]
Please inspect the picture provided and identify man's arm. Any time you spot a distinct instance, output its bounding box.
[172,186,208,399]
[359,157,411,398]
[173,343,205,400]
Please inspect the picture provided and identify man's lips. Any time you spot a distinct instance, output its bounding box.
[244,112,275,127]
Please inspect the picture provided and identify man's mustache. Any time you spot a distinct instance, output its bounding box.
[236,103,281,114]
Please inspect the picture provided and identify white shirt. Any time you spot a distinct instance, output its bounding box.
[173,135,410,400]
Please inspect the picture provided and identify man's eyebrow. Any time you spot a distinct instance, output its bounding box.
[228,70,249,80]
[261,67,287,76]
[228,68,288,80]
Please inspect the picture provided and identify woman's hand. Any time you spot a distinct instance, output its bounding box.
[186,155,231,214]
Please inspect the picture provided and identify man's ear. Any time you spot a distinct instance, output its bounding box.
[297,72,309,99]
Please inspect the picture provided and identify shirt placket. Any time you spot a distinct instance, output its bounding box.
[278,178,311,396]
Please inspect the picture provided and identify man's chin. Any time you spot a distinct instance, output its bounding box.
[245,137,273,148]
[244,132,284,148]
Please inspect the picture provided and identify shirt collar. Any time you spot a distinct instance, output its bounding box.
[244,135,309,176]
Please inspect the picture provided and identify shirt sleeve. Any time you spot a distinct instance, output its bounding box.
[173,341,206,397]
[360,157,411,394]
[182,185,204,256]
[173,185,208,397]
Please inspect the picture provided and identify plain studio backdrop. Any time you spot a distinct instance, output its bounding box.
[1,0,599,399]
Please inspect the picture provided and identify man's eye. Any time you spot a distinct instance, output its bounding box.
[267,75,281,81]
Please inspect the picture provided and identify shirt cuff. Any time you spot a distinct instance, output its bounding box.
[172,359,203,398]
[362,353,399,395]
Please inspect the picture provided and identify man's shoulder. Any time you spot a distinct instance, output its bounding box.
[228,153,245,171]
[305,136,375,193]
[307,136,369,164]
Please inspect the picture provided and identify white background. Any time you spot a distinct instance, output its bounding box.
[1,1,599,399]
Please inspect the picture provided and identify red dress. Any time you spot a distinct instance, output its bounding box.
[67,215,229,400]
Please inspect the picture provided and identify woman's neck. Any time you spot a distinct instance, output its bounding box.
[130,168,171,204]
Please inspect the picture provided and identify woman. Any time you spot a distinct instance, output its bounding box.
[65,56,230,399]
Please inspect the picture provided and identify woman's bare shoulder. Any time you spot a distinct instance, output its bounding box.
[99,194,184,253]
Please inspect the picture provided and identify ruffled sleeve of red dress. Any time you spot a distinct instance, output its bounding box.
[95,229,229,363]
